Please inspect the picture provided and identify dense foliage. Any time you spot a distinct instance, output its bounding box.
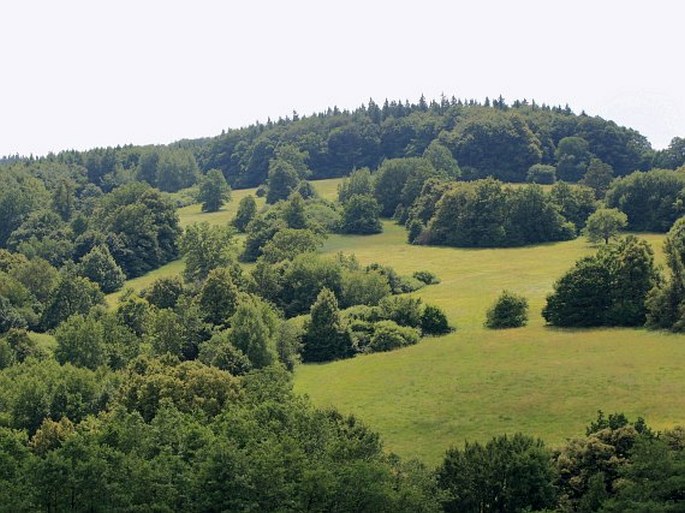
[543,236,660,327]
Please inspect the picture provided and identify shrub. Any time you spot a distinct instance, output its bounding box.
[485,290,528,329]
[421,304,451,334]
[526,164,556,184]
[413,270,441,285]
[379,296,423,328]
[367,320,420,353]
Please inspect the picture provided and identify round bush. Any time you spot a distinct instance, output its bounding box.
[368,320,420,353]
[485,290,529,329]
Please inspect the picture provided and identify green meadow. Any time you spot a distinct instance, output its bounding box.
[111,178,685,465]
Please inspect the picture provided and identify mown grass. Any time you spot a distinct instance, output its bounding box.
[295,222,685,465]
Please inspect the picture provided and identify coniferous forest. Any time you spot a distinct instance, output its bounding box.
[0,96,684,512]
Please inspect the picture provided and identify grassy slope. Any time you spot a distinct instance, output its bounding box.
[108,178,685,466]
[296,220,685,465]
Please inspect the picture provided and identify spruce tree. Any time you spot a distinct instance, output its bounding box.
[302,288,352,362]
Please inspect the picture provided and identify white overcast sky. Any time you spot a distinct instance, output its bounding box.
[1,0,683,156]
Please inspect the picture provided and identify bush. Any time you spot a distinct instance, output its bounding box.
[526,164,556,184]
[413,270,441,285]
[367,320,420,353]
[421,304,451,334]
[379,296,423,328]
[485,290,528,329]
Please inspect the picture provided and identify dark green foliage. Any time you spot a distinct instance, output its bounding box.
[485,290,529,329]
[646,218,685,330]
[340,194,383,234]
[41,272,104,330]
[421,304,451,334]
[437,433,557,513]
[653,136,685,169]
[136,146,199,192]
[282,191,307,228]
[555,136,591,181]
[198,168,231,212]
[581,158,614,198]
[605,169,685,232]
[0,170,49,248]
[302,288,353,363]
[424,179,575,247]
[526,163,556,184]
[142,276,184,309]
[77,245,125,293]
[451,110,543,181]
[374,157,436,217]
[543,236,659,327]
[232,195,257,232]
[0,359,111,434]
[413,270,440,285]
[554,411,659,512]
[97,183,181,278]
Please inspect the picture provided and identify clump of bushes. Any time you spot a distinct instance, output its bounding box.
[485,290,528,329]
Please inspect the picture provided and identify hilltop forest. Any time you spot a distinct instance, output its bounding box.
[0,96,684,512]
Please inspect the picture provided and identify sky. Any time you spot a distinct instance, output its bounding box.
[1,0,683,157]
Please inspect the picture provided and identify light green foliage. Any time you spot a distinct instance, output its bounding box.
[340,268,390,308]
[228,296,280,369]
[422,139,461,179]
[181,222,237,283]
[260,227,323,263]
[145,308,186,358]
[340,194,382,234]
[198,267,239,326]
[549,181,597,230]
[485,290,529,329]
[266,159,300,204]
[198,168,231,212]
[338,167,374,203]
[368,320,420,352]
[232,195,257,232]
[54,314,106,369]
[77,245,126,293]
[584,208,627,244]
[198,330,252,375]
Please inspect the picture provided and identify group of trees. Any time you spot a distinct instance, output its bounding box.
[407,179,586,247]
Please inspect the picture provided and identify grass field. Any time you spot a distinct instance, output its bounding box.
[109,178,685,466]
[295,219,685,465]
